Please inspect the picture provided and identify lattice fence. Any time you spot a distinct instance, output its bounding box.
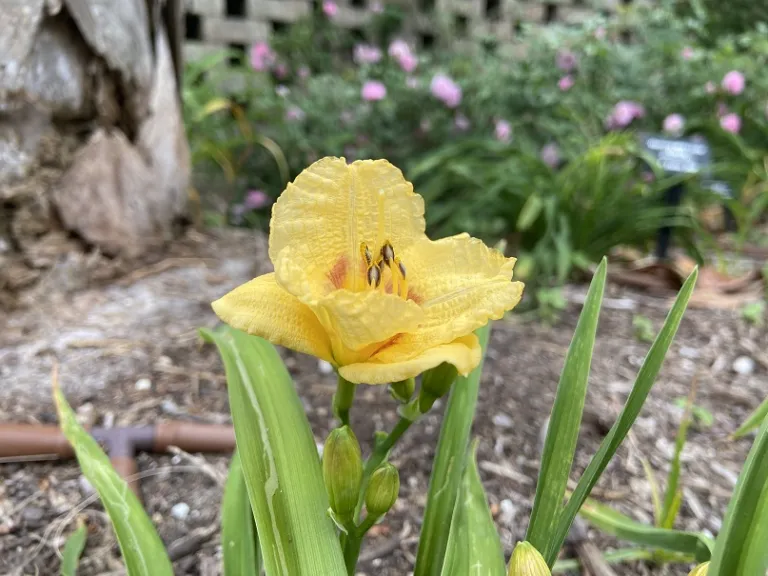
[182,0,632,62]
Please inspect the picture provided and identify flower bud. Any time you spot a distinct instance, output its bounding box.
[365,462,400,518]
[507,542,551,576]
[419,363,458,412]
[322,426,362,522]
[390,378,415,402]
[687,562,709,576]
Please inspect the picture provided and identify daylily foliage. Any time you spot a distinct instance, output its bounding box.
[212,157,523,384]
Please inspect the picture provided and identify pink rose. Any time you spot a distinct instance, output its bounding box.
[558,75,574,91]
[398,51,418,73]
[388,39,411,60]
[720,113,741,134]
[607,100,645,129]
[722,71,745,95]
[249,41,274,71]
[322,1,338,17]
[663,113,685,135]
[244,190,269,210]
[541,143,560,168]
[430,74,462,108]
[556,50,578,72]
[354,44,383,65]
[454,113,470,131]
[495,119,512,143]
[361,80,387,101]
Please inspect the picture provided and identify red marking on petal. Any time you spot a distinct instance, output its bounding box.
[328,256,348,289]
[370,334,402,357]
[407,289,422,304]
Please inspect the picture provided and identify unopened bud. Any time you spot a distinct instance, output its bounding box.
[390,378,415,402]
[365,462,400,518]
[322,426,362,521]
[687,562,709,576]
[419,363,458,412]
[508,542,551,576]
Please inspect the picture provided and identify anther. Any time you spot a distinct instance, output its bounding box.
[381,241,395,266]
[367,264,382,287]
[397,259,406,279]
[360,243,372,267]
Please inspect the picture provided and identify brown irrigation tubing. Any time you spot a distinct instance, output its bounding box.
[0,422,236,498]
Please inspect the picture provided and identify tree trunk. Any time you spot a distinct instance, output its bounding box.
[0,0,189,308]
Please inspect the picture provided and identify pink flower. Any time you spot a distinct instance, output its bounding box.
[495,119,512,143]
[454,113,471,131]
[371,1,384,13]
[430,74,462,108]
[722,71,745,95]
[388,39,411,60]
[244,190,269,210]
[720,113,741,133]
[594,26,606,40]
[607,100,645,129]
[285,106,305,121]
[398,51,418,73]
[558,75,574,91]
[249,41,275,71]
[361,80,387,101]
[556,50,578,72]
[354,44,382,65]
[705,81,716,94]
[274,62,289,79]
[298,66,311,79]
[322,1,338,17]
[681,46,694,60]
[541,143,560,168]
[663,113,685,135]
[405,76,419,89]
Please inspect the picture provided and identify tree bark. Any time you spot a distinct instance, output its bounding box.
[0,0,189,308]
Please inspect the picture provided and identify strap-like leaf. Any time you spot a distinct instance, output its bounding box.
[60,524,88,576]
[222,451,260,576]
[732,395,768,439]
[53,376,173,576]
[414,323,493,576]
[547,268,698,564]
[201,327,346,576]
[440,439,506,576]
[709,413,768,576]
[525,259,607,555]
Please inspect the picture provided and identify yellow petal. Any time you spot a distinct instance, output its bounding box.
[379,234,523,359]
[338,333,480,385]
[314,288,424,355]
[269,157,426,297]
[211,273,333,362]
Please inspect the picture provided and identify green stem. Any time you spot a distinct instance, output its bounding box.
[343,515,378,575]
[333,376,356,426]
[355,417,412,521]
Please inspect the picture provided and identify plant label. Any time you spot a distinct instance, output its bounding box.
[641,135,711,175]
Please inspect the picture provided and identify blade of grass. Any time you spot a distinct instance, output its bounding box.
[552,548,656,573]
[639,456,662,526]
[732,396,768,439]
[709,413,768,576]
[222,451,260,576]
[579,499,713,561]
[60,523,87,576]
[414,323,493,576]
[525,258,607,555]
[547,268,698,565]
[52,370,173,576]
[201,327,346,576]
[439,439,506,576]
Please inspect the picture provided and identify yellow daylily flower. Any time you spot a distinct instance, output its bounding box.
[212,157,524,384]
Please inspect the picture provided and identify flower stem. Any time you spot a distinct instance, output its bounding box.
[333,375,356,426]
[343,514,379,575]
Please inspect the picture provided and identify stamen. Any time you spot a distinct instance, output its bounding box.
[367,263,382,288]
[380,241,395,266]
[395,257,408,299]
[360,242,372,267]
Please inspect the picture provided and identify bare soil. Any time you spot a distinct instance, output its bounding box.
[1,229,766,576]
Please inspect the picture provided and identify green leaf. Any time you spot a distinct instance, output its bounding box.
[547,268,698,565]
[525,258,607,555]
[517,193,544,231]
[732,396,768,439]
[201,327,346,576]
[53,378,173,576]
[222,451,260,576]
[661,391,694,529]
[579,499,713,561]
[709,414,768,576]
[60,523,87,576]
[440,439,506,576]
[552,547,656,573]
[414,323,493,576]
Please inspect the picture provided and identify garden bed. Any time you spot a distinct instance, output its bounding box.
[0,229,765,575]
